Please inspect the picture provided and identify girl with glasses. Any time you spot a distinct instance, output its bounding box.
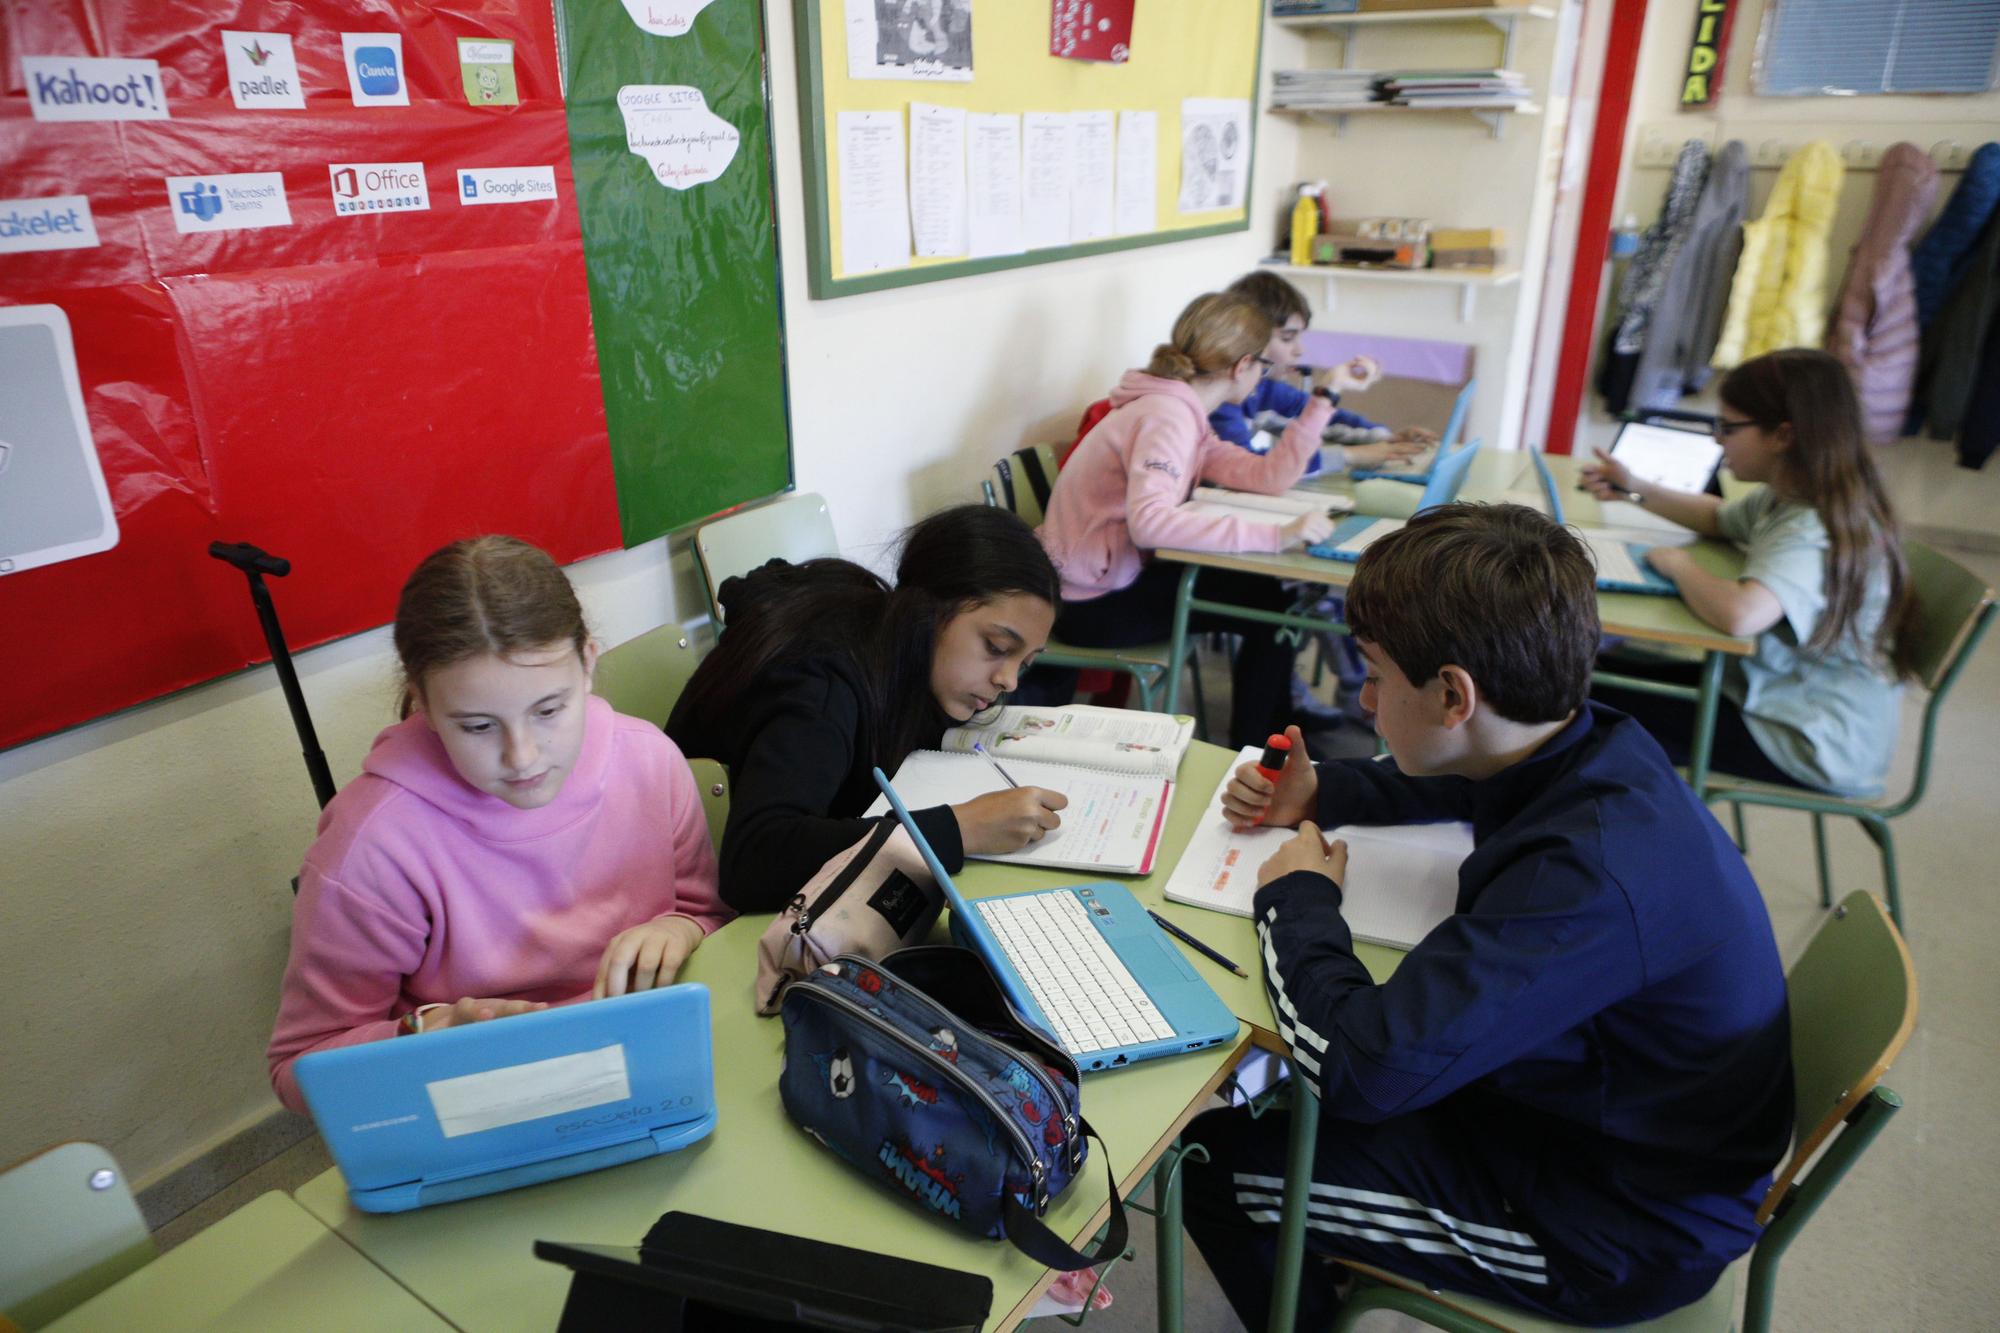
[1580,348,1922,796]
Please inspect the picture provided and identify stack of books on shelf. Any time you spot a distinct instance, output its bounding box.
[1378,69,1532,108]
[1430,227,1505,270]
[1271,68,1383,110]
[1271,0,1362,16]
[1310,216,1431,269]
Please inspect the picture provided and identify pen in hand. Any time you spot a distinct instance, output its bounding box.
[972,741,1021,790]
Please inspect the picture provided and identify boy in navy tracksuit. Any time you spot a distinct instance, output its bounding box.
[1183,502,1794,1329]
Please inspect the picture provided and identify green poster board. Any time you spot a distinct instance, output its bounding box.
[556,0,792,544]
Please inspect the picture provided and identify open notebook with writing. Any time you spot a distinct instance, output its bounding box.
[1162,747,1472,949]
[865,706,1194,874]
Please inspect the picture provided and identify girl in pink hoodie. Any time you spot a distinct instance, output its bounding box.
[1037,291,1336,747]
[267,537,732,1113]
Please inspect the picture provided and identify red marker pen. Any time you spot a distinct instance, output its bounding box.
[1251,732,1290,827]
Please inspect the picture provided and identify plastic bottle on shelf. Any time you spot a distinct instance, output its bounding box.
[1609,212,1641,259]
[1290,185,1322,267]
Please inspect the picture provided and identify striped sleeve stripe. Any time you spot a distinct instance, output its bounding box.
[1233,1189,1546,1267]
[1235,1207,1551,1286]
[1256,911,1331,1057]
[1236,1172,1542,1249]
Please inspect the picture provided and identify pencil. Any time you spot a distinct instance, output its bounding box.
[1147,909,1250,978]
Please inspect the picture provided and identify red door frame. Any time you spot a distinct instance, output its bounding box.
[1545,0,1651,454]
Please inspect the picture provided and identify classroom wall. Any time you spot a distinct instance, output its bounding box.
[0,7,1305,1188]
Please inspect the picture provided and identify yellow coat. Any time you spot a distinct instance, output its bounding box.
[1712,141,1845,368]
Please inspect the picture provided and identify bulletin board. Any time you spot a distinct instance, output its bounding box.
[795,0,1263,299]
[0,1,788,752]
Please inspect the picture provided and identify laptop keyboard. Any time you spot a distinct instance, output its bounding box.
[978,892,1175,1054]
[1586,537,1650,585]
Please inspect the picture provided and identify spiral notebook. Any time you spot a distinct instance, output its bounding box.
[865,707,1191,874]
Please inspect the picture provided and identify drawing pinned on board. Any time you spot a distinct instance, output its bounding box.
[619,86,741,190]
[1178,98,1249,214]
[848,0,973,82]
[459,39,518,106]
[0,305,121,577]
[619,0,718,37]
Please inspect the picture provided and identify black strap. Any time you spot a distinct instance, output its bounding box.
[1014,446,1053,512]
[994,457,1018,514]
[998,1120,1128,1272]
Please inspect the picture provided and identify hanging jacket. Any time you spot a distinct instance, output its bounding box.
[1915,207,2000,458]
[1599,141,1710,413]
[1910,143,2000,331]
[1825,144,1939,443]
[1957,319,2000,469]
[1712,142,1845,369]
[1631,140,1748,409]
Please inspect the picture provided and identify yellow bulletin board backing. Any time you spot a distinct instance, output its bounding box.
[795,0,1263,298]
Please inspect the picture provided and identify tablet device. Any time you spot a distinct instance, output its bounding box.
[1610,420,1724,496]
[0,305,120,576]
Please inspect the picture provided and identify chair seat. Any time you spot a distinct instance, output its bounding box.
[1344,1257,1741,1332]
[1040,637,1182,672]
[1703,772,1888,813]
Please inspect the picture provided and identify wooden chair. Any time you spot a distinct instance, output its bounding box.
[592,623,704,729]
[1322,890,1917,1333]
[692,492,839,630]
[982,445,1206,728]
[0,1143,154,1329]
[1706,542,1996,933]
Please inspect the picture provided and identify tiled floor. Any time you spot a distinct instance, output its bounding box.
[155,545,2000,1333]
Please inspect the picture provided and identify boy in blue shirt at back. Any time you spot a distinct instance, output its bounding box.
[1184,502,1793,1328]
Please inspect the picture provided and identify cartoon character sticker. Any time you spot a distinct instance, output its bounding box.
[884,1068,939,1107]
[928,1027,959,1063]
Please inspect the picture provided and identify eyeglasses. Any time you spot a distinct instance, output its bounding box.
[1711,417,1757,440]
[1253,356,1275,377]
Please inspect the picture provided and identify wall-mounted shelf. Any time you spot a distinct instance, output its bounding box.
[1260,261,1522,323]
[1273,5,1556,35]
[1272,99,1541,139]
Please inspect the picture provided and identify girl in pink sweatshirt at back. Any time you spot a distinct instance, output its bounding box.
[267,536,731,1113]
[1036,291,1335,747]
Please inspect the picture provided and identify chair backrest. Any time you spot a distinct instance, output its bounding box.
[693,492,839,628]
[1757,889,1917,1226]
[687,757,730,855]
[0,1143,154,1329]
[987,444,1061,527]
[593,624,704,728]
[1901,541,1997,694]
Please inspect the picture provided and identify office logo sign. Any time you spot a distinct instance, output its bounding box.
[168,173,292,233]
[329,162,429,215]
[341,33,408,106]
[0,196,101,254]
[21,56,169,121]
[457,166,557,206]
[222,31,305,109]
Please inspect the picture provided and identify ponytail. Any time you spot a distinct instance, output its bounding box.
[1145,292,1271,382]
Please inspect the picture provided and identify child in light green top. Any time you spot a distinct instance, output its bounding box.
[1582,348,1922,796]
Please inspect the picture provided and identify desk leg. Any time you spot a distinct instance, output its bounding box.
[1268,1067,1321,1333]
[1687,650,1725,795]
[1165,565,1201,716]
[1155,1143,1186,1333]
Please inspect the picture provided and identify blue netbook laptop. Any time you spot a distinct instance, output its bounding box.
[1348,376,1476,482]
[294,984,716,1213]
[1527,450,1678,596]
[1307,437,1483,565]
[873,769,1239,1073]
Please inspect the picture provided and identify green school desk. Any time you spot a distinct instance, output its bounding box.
[1157,451,1754,791]
[44,1191,453,1333]
[289,841,1253,1333]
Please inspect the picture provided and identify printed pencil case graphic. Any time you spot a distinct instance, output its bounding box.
[778,946,1128,1270]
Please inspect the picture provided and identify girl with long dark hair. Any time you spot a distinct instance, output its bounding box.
[1582,348,1922,795]
[668,504,1068,911]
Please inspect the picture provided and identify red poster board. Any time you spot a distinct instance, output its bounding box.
[1,3,622,749]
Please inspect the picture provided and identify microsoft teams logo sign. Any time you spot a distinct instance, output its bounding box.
[179,181,222,222]
[329,162,430,215]
[168,173,292,233]
[341,33,409,106]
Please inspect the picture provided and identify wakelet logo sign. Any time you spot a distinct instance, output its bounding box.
[329,162,430,215]
[0,197,101,254]
[22,56,170,121]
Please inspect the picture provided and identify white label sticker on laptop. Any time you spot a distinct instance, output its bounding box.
[425,1045,631,1138]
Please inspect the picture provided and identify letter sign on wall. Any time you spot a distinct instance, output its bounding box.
[1681,0,1737,108]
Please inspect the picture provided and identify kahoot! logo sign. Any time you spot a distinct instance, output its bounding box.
[329,162,430,215]
[341,33,409,106]
[22,56,170,121]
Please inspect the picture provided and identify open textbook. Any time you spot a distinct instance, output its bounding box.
[865,707,1193,873]
[1162,746,1472,949]
[1185,485,1356,528]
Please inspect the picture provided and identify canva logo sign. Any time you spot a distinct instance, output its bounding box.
[457,166,558,206]
[341,33,408,106]
[167,173,292,233]
[221,31,305,110]
[21,56,170,121]
[329,162,430,215]
[0,196,101,254]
